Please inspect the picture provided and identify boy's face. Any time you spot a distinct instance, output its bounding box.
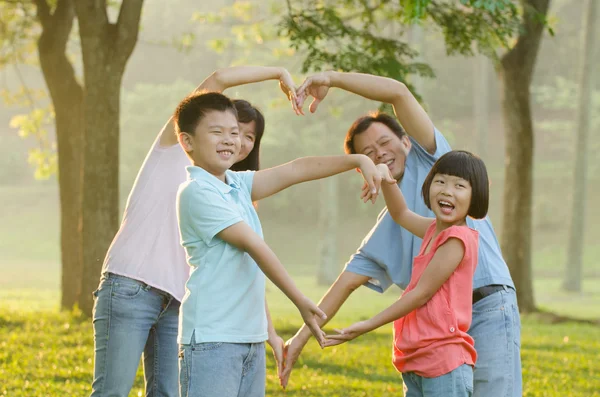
[179,110,241,179]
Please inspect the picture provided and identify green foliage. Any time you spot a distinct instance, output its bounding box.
[279,0,520,98]
[3,88,57,180]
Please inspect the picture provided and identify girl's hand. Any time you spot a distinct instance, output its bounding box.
[361,164,396,203]
[356,155,389,204]
[295,72,332,114]
[297,297,327,348]
[322,321,371,347]
[278,68,302,116]
[267,331,285,382]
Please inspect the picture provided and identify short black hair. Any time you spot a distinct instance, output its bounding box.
[173,91,237,136]
[421,150,489,219]
[344,111,407,154]
[230,99,265,172]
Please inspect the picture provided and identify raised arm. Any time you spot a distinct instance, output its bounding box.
[160,66,299,146]
[217,221,326,346]
[251,154,379,202]
[373,164,432,238]
[296,71,436,153]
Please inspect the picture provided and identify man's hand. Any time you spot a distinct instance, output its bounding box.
[295,72,332,114]
[281,334,307,389]
[267,332,285,383]
[322,320,371,347]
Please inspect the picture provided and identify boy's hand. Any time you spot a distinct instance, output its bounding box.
[322,320,371,347]
[267,332,285,384]
[361,164,396,203]
[297,297,327,348]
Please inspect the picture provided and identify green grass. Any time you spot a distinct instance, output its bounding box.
[1,277,599,397]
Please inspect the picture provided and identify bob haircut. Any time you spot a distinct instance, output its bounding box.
[421,150,489,219]
[230,99,265,172]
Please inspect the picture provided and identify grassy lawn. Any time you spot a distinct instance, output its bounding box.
[1,277,599,397]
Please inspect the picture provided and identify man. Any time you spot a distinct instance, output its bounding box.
[282,71,522,397]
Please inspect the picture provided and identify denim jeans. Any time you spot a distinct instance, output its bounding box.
[470,286,522,397]
[403,364,473,397]
[179,336,266,397]
[90,273,180,397]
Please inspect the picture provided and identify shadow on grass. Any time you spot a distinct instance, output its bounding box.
[527,309,600,326]
[0,313,25,331]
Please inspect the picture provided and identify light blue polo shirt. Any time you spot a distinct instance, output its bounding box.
[176,166,267,345]
[345,128,515,292]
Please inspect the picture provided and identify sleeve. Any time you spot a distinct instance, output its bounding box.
[344,251,395,294]
[435,226,475,262]
[409,127,453,165]
[181,184,244,245]
[235,170,256,198]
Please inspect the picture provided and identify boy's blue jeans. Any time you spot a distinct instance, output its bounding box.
[179,336,266,397]
[403,364,474,397]
[90,273,180,397]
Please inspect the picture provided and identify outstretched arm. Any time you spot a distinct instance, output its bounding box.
[217,222,327,346]
[251,154,380,202]
[160,66,299,146]
[324,238,465,346]
[367,164,432,238]
[296,71,436,153]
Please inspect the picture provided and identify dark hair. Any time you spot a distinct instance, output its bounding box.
[344,111,407,154]
[230,99,265,171]
[421,150,489,219]
[173,91,237,136]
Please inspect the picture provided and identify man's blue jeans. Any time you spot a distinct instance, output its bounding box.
[470,286,522,397]
[90,273,180,397]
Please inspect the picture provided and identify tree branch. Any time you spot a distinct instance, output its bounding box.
[32,0,51,27]
[113,0,143,66]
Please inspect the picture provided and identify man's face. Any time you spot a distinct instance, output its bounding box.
[352,122,411,181]
[179,110,241,179]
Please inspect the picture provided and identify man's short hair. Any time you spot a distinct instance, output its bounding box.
[344,112,407,154]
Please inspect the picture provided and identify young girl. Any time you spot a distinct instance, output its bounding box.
[174,91,382,397]
[325,150,490,397]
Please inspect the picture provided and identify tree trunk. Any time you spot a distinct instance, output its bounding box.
[498,0,551,313]
[74,0,144,316]
[563,0,598,292]
[317,177,339,286]
[473,55,489,159]
[35,0,84,310]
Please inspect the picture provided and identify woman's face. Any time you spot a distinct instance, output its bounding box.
[238,120,257,162]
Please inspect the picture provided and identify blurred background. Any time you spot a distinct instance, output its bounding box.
[0,0,599,394]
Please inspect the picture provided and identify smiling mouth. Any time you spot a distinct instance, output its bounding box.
[382,159,394,167]
[217,150,234,158]
[438,200,455,214]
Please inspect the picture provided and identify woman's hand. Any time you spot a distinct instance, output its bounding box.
[278,68,302,115]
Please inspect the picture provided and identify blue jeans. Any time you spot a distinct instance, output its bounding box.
[470,286,522,397]
[179,337,266,397]
[90,273,180,397]
[403,364,473,397]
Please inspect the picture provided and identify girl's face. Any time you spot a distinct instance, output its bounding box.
[428,173,472,227]
[238,121,257,162]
